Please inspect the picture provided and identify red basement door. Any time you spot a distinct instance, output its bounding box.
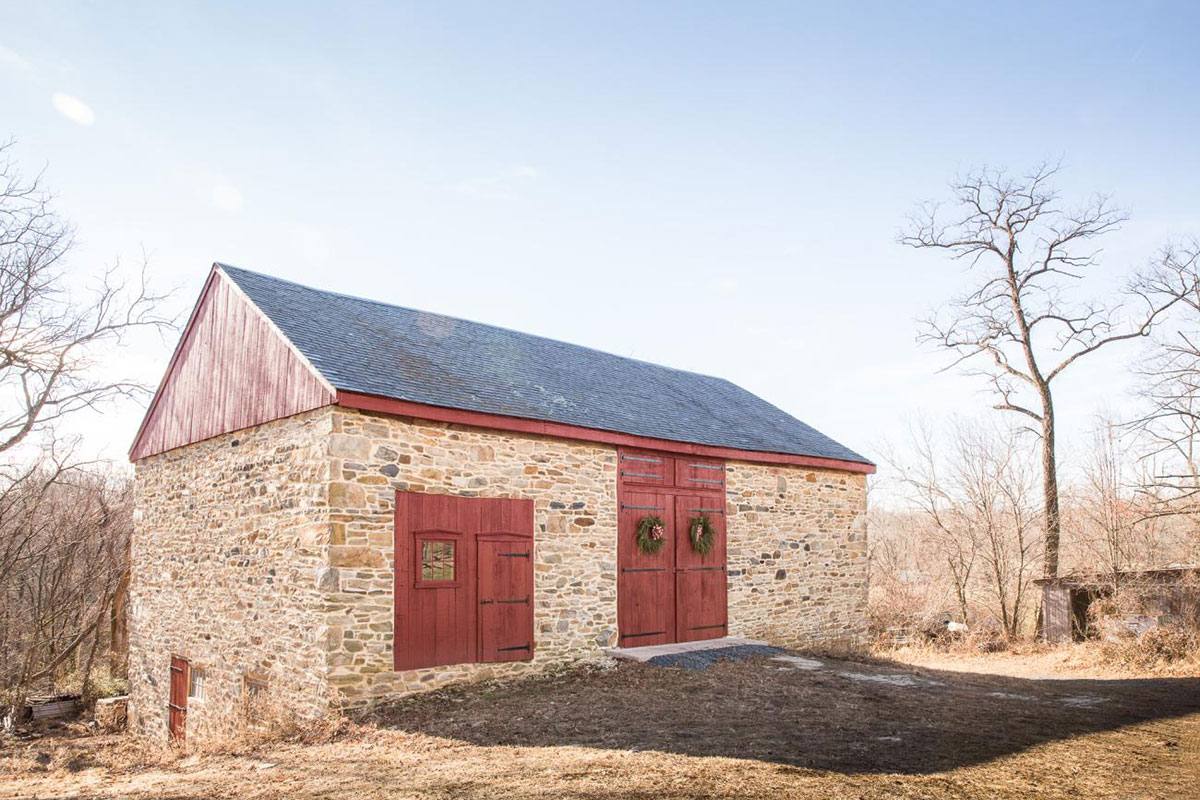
[168,655,188,740]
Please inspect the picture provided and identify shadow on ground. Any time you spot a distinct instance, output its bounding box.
[370,654,1200,775]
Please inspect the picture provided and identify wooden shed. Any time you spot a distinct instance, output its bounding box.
[126,263,874,741]
[1038,566,1200,643]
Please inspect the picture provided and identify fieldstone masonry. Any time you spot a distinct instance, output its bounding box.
[325,407,619,702]
[129,405,867,740]
[725,464,868,645]
[128,407,334,741]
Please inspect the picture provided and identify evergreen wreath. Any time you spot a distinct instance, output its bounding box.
[688,514,716,556]
[635,515,667,554]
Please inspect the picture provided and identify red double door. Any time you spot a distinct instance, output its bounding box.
[394,492,535,671]
[617,450,727,647]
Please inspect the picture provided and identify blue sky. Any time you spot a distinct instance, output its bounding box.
[3,2,1199,478]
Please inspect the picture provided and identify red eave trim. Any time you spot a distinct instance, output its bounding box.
[336,390,876,474]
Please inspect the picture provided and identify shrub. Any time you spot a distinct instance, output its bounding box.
[1099,624,1200,671]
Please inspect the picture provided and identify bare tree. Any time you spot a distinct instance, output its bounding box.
[1129,241,1200,518]
[0,142,171,721]
[882,419,978,626]
[901,164,1182,577]
[883,419,1040,637]
[0,140,171,455]
[954,424,1040,638]
[867,508,962,639]
[1071,419,1169,579]
[0,457,132,718]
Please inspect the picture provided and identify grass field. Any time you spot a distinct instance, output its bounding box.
[3,651,1199,799]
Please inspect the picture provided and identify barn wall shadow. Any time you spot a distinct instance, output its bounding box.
[371,656,1200,775]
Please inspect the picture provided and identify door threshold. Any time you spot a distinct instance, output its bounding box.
[605,636,768,662]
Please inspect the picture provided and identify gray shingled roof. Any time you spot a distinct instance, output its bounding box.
[219,264,871,465]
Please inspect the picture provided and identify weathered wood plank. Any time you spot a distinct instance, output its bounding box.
[130,266,335,460]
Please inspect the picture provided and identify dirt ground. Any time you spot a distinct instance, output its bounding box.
[3,651,1199,799]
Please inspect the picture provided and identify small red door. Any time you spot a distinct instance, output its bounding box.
[478,536,534,661]
[617,490,675,647]
[168,655,188,740]
[674,496,728,642]
[394,492,475,670]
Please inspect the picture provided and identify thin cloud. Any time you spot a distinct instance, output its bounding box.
[450,164,541,199]
[0,45,30,72]
[51,92,95,126]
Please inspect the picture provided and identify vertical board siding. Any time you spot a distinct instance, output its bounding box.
[618,450,671,487]
[673,494,727,642]
[1042,585,1073,644]
[168,655,188,740]
[616,489,675,646]
[131,270,334,459]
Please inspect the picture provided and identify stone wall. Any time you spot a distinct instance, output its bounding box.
[725,462,869,647]
[129,404,869,736]
[127,407,334,741]
[324,408,620,703]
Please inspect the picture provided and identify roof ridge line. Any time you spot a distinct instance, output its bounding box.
[215,262,734,384]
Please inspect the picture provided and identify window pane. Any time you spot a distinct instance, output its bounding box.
[421,540,455,581]
[188,668,205,700]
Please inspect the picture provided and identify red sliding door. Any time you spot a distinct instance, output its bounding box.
[617,490,675,646]
[673,495,728,642]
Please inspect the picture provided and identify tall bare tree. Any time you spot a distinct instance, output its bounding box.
[0,141,171,719]
[901,164,1182,577]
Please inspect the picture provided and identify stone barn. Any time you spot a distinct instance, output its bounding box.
[127,263,874,741]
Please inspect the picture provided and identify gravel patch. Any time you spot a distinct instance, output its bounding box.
[645,644,786,670]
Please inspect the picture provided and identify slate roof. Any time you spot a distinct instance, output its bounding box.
[218,264,871,465]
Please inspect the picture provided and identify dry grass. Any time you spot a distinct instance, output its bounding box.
[887,632,1200,679]
[2,653,1198,799]
[1095,626,1200,673]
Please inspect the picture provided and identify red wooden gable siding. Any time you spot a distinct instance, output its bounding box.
[129,268,334,460]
